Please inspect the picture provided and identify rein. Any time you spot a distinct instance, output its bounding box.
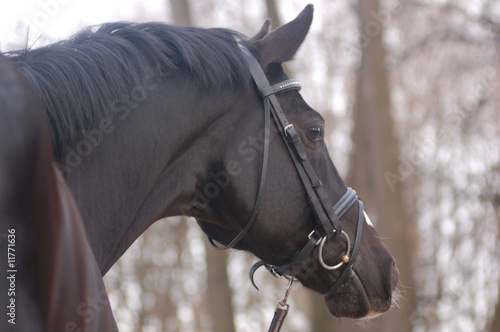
[204,44,366,331]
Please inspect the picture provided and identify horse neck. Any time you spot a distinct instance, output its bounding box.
[62,77,242,274]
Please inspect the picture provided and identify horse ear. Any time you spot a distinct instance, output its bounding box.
[250,19,272,42]
[253,4,313,67]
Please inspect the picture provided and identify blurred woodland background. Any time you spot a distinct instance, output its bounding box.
[2,0,500,331]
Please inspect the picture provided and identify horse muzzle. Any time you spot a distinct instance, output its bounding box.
[324,253,399,318]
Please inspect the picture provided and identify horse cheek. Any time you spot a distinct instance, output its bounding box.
[237,141,256,162]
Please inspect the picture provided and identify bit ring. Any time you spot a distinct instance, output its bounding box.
[318,231,351,270]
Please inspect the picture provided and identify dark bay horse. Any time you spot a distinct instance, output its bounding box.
[0,54,117,331]
[6,4,398,321]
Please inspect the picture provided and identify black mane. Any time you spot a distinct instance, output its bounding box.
[5,22,251,158]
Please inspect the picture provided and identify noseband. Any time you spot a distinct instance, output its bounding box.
[204,44,365,300]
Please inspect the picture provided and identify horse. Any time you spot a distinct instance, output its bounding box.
[6,4,398,322]
[0,54,118,331]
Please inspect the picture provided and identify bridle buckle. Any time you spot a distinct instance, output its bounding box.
[284,124,294,136]
[308,230,323,245]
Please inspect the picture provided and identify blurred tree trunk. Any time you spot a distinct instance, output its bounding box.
[205,247,237,332]
[489,196,500,332]
[344,0,417,331]
[151,220,186,331]
[490,283,500,332]
[167,2,236,331]
[309,296,338,331]
[265,0,281,27]
[168,0,192,25]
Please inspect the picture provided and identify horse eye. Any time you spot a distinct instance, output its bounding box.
[308,126,322,141]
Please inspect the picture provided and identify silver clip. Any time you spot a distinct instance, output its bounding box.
[281,277,294,304]
[308,230,323,245]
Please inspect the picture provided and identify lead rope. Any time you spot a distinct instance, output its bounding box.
[268,277,294,332]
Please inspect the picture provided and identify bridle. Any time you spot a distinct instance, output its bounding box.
[202,44,366,330]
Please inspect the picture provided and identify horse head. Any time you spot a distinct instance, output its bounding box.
[196,5,399,318]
